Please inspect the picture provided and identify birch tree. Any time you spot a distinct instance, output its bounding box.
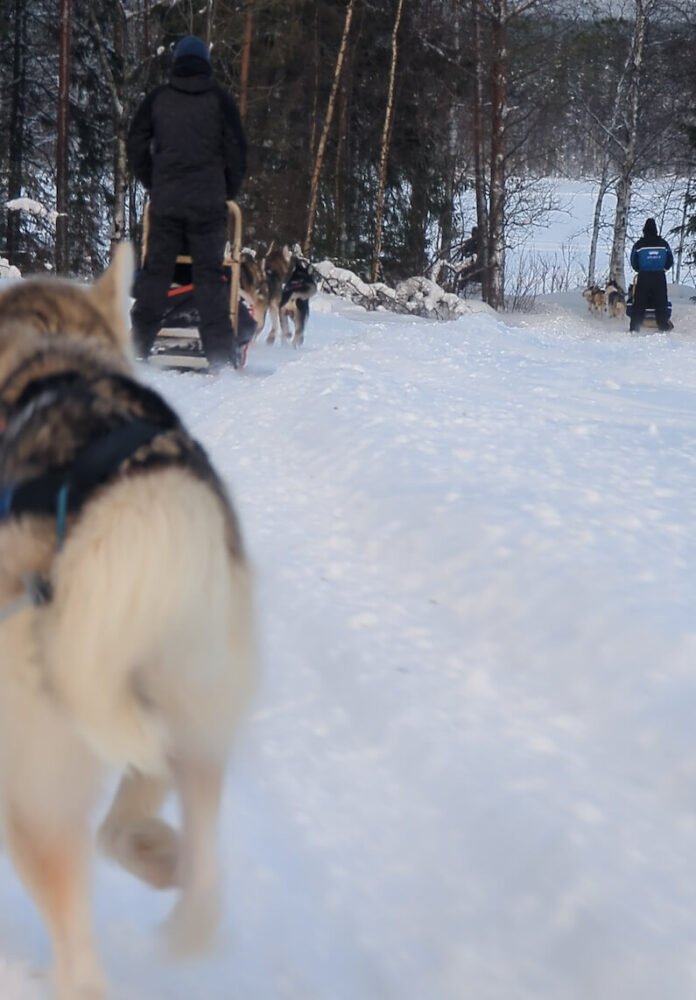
[371,0,405,283]
[608,0,653,290]
[304,0,355,256]
[472,0,490,300]
[88,5,129,254]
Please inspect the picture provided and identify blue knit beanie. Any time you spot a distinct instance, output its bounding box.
[173,36,211,64]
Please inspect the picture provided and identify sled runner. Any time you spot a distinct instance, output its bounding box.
[626,280,673,332]
[140,200,256,370]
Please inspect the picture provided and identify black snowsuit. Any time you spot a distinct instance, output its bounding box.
[127,54,247,365]
[629,222,674,333]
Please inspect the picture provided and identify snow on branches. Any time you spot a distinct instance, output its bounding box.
[6,198,60,226]
[314,261,494,321]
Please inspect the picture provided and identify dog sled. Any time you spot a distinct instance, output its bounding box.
[626,280,673,332]
[142,200,256,371]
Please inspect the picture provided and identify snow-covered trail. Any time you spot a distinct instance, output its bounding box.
[2,288,696,998]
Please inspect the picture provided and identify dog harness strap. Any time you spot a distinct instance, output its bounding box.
[0,486,15,518]
[0,590,33,624]
[69,419,166,496]
[0,574,54,624]
[1,419,167,522]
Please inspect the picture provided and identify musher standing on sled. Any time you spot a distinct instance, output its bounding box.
[629,217,674,333]
[127,35,248,368]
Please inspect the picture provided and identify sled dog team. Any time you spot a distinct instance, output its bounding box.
[241,242,318,348]
[582,279,627,319]
[582,219,675,331]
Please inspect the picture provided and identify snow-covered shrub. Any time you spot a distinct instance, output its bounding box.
[0,258,21,280]
[314,261,494,320]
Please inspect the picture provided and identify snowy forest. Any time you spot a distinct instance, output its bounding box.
[1,0,696,309]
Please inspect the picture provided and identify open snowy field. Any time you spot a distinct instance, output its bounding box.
[472,177,696,294]
[1,279,696,998]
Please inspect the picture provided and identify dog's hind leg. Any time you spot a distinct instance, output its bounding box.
[98,770,179,890]
[4,810,105,999]
[0,719,105,1000]
[0,643,106,999]
[292,300,309,347]
[279,306,293,342]
[163,755,224,955]
[265,303,280,344]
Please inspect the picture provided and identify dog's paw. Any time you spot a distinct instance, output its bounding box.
[55,962,107,1000]
[162,886,221,957]
[99,816,180,889]
[56,980,106,1000]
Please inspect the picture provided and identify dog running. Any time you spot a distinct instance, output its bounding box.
[0,244,257,998]
[260,243,317,347]
[582,284,606,315]
[604,278,626,319]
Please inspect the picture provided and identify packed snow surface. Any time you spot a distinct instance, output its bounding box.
[0,283,696,998]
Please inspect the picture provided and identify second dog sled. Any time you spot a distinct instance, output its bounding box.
[626,280,673,332]
[141,200,255,371]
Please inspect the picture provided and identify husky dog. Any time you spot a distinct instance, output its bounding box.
[582,284,606,315]
[0,244,256,999]
[604,278,626,319]
[261,244,317,347]
[278,256,318,348]
[239,247,269,337]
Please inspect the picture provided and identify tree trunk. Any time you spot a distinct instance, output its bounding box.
[304,0,355,257]
[203,0,215,45]
[143,0,151,57]
[111,6,127,254]
[334,51,352,258]
[7,0,28,267]
[89,3,129,257]
[404,170,429,277]
[587,167,610,287]
[609,0,650,290]
[676,172,692,284]
[439,0,462,268]
[55,0,71,275]
[488,0,508,310]
[472,0,490,300]
[239,5,254,122]
[371,0,405,283]
[112,124,129,255]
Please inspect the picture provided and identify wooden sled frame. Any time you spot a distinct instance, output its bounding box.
[141,200,243,370]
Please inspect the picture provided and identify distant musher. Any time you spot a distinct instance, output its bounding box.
[628,217,673,333]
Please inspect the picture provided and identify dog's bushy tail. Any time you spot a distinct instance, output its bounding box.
[42,471,255,776]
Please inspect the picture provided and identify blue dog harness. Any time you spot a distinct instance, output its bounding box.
[0,372,179,533]
[0,417,169,536]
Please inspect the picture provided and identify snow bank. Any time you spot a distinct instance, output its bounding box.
[314,260,495,321]
[0,258,21,280]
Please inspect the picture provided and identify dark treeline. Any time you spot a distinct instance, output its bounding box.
[0,0,695,306]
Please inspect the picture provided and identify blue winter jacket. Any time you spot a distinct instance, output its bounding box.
[630,236,674,273]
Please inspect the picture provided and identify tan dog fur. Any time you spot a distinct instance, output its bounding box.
[0,246,257,998]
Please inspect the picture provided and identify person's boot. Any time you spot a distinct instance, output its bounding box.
[131,324,160,360]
